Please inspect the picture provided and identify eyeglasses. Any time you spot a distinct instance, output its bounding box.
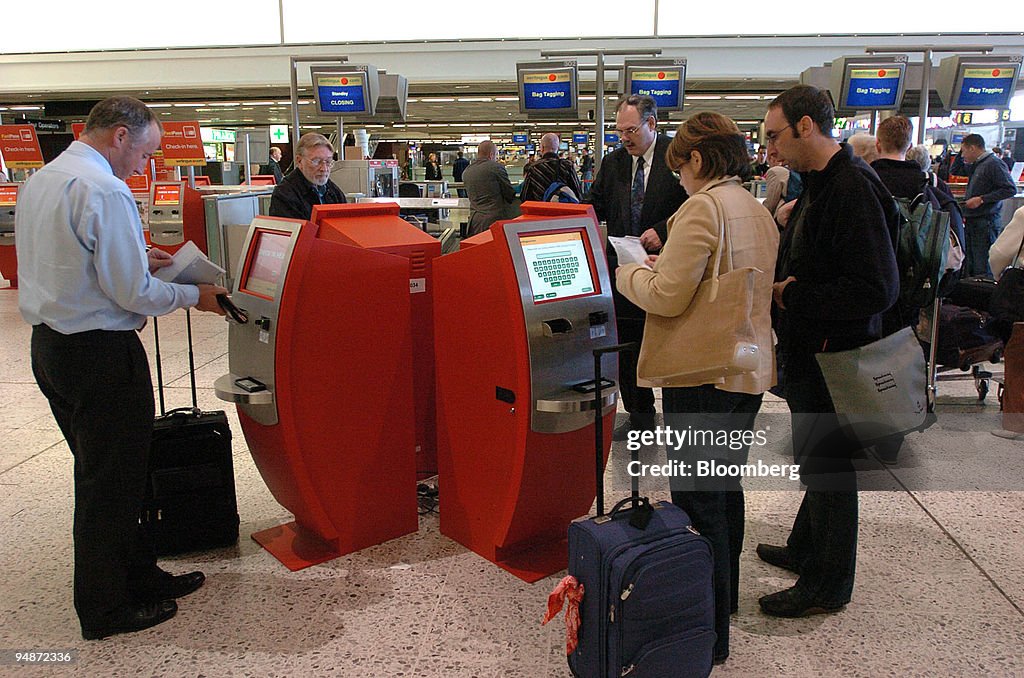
[765,124,794,145]
[306,157,335,168]
[615,118,651,137]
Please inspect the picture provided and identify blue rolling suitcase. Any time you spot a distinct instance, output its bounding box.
[566,344,715,678]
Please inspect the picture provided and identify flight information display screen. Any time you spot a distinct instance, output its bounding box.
[519,230,597,303]
[521,70,575,111]
[629,68,684,110]
[956,65,1018,108]
[315,73,367,114]
[241,229,291,299]
[844,67,902,108]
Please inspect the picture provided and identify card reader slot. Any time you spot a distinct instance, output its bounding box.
[541,318,573,336]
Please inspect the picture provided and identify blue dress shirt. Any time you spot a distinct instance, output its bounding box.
[16,141,199,333]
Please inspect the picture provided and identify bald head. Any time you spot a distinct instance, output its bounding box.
[478,140,497,160]
[540,133,560,155]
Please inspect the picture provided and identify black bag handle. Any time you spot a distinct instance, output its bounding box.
[593,342,638,517]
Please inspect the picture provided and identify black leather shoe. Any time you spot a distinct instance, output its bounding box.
[612,417,632,442]
[137,571,206,602]
[758,587,845,618]
[82,600,177,640]
[755,543,801,574]
[713,652,729,666]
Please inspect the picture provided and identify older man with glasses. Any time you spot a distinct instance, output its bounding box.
[269,132,347,220]
[587,94,688,440]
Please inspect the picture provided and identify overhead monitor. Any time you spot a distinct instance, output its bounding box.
[517,60,578,117]
[604,132,619,145]
[622,58,687,112]
[572,133,588,143]
[517,229,599,303]
[937,55,1022,110]
[512,133,529,144]
[239,227,292,300]
[310,64,380,117]
[0,184,18,206]
[829,55,908,113]
[152,183,182,206]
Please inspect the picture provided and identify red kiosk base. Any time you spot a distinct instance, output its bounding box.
[251,522,343,571]
[0,246,15,289]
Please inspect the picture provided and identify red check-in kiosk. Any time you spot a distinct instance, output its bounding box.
[433,211,618,582]
[0,183,19,288]
[148,181,212,255]
[215,215,418,570]
[312,203,441,480]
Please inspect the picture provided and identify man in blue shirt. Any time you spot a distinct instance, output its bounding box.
[16,96,227,640]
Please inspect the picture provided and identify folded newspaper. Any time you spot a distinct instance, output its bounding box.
[607,236,652,269]
[154,240,225,285]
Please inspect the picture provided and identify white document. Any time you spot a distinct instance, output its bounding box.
[608,236,652,269]
[154,240,225,285]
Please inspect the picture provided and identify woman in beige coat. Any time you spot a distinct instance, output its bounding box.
[616,112,779,665]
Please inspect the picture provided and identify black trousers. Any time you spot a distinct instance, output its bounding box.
[617,316,656,416]
[664,384,764,660]
[31,324,162,629]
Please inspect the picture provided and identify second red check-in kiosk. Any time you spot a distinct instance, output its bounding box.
[311,203,442,480]
[147,181,212,255]
[433,209,619,582]
[215,215,418,570]
[0,183,19,288]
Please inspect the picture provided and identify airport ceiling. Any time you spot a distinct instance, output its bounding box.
[0,77,798,142]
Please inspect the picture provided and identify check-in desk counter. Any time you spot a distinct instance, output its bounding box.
[433,210,618,582]
[215,216,418,570]
[356,197,469,231]
[311,203,442,480]
[0,183,19,287]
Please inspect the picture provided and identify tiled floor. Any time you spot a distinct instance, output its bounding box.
[0,285,1022,677]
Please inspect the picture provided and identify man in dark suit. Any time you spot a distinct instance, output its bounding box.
[586,94,687,439]
[463,140,520,236]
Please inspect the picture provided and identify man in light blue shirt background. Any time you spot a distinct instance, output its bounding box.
[16,96,227,640]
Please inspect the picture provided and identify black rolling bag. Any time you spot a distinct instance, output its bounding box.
[140,311,239,555]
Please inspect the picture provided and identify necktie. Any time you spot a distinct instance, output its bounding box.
[631,157,646,235]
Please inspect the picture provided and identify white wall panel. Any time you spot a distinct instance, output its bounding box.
[2,0,280,53]
[658,0,1024,35]
[282,0,655,42]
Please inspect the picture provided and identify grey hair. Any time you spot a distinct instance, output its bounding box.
[616,94,658,123]
[906,144,932,172]
[83,96,159,140]
[295,132,334,158]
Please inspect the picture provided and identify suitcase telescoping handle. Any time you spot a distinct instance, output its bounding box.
[152,309,200,417]
[592,342,637,517]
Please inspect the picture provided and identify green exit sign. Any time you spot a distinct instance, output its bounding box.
[270,125,290,143]
[200,128,236,143]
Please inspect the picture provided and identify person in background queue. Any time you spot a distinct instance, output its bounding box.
[586,94,688,441]
[462,139,519,237]
[269,133,346,220]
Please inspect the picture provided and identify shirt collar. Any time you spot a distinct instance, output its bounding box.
[635,139,657,169]
[69,140,115,176]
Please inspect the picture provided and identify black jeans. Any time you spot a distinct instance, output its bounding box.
[782,362,858,607]
[664,384,764,660]
[31,325,162,629]
[964,213,1000,278]
[617,317,656,416]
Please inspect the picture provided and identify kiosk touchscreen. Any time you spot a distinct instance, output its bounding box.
[0,183,18,288]
[433,212,618,581]
[311,202,441,480]
[215,215,418,570]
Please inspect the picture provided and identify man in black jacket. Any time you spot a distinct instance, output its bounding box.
[758,85,900,618]
[960,134,1017,277]
[520,133,583,202]
[586,94,687,439]
[269,133,346,220]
